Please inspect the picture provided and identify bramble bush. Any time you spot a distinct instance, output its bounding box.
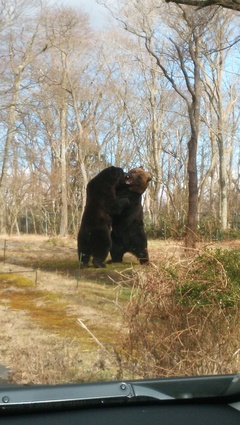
[120,248,240,379]
[176,249,240,308]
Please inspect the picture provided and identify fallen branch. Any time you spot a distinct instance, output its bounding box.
[77,318,112,356]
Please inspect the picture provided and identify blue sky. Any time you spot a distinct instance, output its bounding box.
[53,0,111,28]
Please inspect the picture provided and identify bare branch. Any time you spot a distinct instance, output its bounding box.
[165,0,240,12]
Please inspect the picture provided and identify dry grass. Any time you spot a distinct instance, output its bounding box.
[0,235,133,384]
[118,245,240,379]
[0,235,239,384]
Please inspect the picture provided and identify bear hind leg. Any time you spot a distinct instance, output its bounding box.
[91,226,111,268]
[109,249,124,263]
[79,253,90,268]
[110,237,125,263]
[92,257,107,268]
[138,249,150,264]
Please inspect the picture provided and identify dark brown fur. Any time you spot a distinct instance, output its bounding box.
[110,167,151,264]
[78,166,130,268]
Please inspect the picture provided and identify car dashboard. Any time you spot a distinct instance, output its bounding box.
[0,374,240,424]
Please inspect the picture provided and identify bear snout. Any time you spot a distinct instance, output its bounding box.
[124,173,132,185]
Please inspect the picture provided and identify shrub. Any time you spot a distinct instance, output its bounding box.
[176,249,240,308]
[120,248,240,379]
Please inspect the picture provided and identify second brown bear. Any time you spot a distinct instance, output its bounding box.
[110,167,151,265]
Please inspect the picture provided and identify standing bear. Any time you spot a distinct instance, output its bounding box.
[110,167,151,265]
[77,166,129,268]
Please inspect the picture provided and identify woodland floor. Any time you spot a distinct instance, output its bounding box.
[0,235,239,385]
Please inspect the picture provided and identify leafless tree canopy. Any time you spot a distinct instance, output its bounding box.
[0,0,239,240]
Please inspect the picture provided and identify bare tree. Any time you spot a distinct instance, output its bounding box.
[104,1,211,246]
[200,11,239,230]
[40,6,91,235]
[0,0,48,233]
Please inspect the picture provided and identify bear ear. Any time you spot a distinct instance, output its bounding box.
[147,175,152,182]
[110,166,118,174]
[139,165,144,169]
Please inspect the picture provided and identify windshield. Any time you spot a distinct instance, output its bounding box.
[0,0,239,393]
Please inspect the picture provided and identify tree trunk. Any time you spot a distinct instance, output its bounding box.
[59,66,68,236]
[184,34,201,248]
[68,82,89,217]
[217,134,228,230]
[185,134,198,246]
[0,75,21,233]
[59,105,68,236]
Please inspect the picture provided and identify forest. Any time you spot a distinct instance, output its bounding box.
[0,0,240,242]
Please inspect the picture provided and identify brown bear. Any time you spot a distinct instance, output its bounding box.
[77,166,130,268]
[110,167,151,264]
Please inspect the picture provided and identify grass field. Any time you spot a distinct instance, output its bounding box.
[0,235,239,384]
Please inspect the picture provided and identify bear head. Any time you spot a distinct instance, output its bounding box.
[93,166,126,186]
[125,167,151,194]
[107,166,126,186]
